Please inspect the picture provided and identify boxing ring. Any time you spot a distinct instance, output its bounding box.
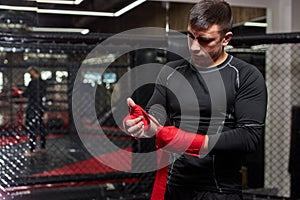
[0,31,300,200]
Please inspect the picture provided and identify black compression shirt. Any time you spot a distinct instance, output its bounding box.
[147,55,268,193]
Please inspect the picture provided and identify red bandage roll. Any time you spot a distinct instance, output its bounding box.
[12,87,21,96]
[123,104,150,131]
[150,150,170,200]
[156,126,205,155]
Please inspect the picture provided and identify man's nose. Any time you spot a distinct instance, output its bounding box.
[190,39,202,52]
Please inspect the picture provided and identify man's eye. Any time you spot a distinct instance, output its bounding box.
[198,38,214,43]
[187,33,195,40]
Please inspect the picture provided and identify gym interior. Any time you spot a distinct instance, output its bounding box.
[0,0,300,199]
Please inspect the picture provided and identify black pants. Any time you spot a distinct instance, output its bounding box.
[25,108,46,152]
[164,185,243,200]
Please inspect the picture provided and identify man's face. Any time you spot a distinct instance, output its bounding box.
[187,24,232,67]
[29,70,38,79]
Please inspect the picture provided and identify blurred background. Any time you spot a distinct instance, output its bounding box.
[0,0,300,199]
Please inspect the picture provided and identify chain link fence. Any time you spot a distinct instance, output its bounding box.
[264,43,300,198]
[0,31,300,200]
[225,43,299,200]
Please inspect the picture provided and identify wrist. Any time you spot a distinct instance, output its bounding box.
[155,126,206,155]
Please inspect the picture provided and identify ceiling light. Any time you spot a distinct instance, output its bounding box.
[0,5,37,12]
[80,29,89,35]
[114,0,147,17]
[244,22,267,27]
[30,27,90,34]
[26,0,84,5]
[0,0,146,17]
[37,9,114,17]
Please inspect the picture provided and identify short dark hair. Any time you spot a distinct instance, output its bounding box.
[27,66,40,74]
[189,0,233,35]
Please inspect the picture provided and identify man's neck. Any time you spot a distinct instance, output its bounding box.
[213,52,228,67]
[192,52,228,69]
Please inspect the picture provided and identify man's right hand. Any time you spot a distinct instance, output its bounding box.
[12,87,22,97]
[123,98,154,138]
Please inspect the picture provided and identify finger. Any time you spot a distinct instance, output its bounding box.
[127,98,136,108]
[125,116,143,127]
[131,126,145,138]
[127,121,144,133]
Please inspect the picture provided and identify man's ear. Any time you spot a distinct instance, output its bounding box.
[222,31,233,46]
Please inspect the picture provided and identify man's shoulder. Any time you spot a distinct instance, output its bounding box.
[155,59,190,82]
[230,56,250,67]
[166,58,189,67]
[228,55,265,84]
[229,55,261,74]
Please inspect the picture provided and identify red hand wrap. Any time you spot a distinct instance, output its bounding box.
[156,126,205,155]
[150,150,169,200]
[123,104,150,131]
[12,87,21,96]
[151,127,206,199]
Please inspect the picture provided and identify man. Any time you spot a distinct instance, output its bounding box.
[22,66,47,157]
[123,0,268,199]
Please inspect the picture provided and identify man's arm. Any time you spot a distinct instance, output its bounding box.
[208,65,268,153]
[123,98,209,156]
